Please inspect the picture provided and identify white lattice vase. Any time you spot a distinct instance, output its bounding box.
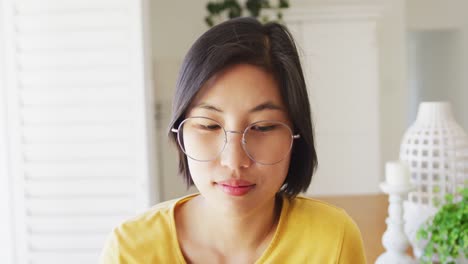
[399,102,468,259]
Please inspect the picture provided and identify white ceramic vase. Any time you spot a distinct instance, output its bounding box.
[399,102,468,259]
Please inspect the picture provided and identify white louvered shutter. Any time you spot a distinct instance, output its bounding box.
[2,0,156,263]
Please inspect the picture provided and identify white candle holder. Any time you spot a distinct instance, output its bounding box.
[375,183,416,264]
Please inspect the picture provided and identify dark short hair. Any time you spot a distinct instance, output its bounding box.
[168,17,317,198]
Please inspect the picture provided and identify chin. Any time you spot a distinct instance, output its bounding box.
[201,188,261,214]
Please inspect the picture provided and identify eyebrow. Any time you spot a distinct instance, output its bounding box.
[249,101,284,113]
[195,103,223,112]
[194,101,284,113]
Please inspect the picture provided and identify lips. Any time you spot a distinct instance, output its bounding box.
[216,179,256,196]
[217,179,254,187]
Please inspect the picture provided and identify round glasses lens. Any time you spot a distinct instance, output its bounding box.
[243,121,294,164]
[178,117,225,161]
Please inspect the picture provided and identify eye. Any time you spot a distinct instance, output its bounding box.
[195,123,221,131]
[250,124,278,132]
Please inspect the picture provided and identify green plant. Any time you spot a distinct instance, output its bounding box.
[205,0,290,27]
[416,187,468,264]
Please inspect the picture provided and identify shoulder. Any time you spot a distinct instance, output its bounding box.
[283,196,366,263]
[115,198,177,239]
[288,196,353,224]
[99,197,188,263]
[288,195,361,235]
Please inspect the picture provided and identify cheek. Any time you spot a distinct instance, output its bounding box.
[187,159,213,185]
[275,155,291,186]
[258,157,291,187]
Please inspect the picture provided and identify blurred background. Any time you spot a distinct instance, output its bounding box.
[1,0,467,263]
[151,0,468,200]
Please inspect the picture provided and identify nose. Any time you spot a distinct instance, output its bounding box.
[220,131,252,170]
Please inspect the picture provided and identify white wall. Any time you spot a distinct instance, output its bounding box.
[150,0,207,200]
[406,0,468,30]
[376,0,409,175]
[406,0,468,131]
[407,31,463,122]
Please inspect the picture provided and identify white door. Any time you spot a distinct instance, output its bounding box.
[285,4,382,195]
[0,0,157,263]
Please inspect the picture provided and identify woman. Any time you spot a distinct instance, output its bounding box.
[100,17,366,263]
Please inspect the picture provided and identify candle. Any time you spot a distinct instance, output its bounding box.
[385,161,410,186]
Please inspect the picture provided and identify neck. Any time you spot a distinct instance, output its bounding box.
[194,195,281,253]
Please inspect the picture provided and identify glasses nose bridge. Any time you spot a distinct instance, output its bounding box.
[224,129,246,144]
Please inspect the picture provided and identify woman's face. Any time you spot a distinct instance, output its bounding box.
[185,63,292,215]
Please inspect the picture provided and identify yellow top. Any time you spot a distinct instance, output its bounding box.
[99,193,367,264]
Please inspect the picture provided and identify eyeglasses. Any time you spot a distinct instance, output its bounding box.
[171,117,300,165]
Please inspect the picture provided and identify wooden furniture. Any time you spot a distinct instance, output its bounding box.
[316,194,413,263]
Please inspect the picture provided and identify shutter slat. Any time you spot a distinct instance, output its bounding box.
[16,0,127,14]
[28,215,127,233]
[24,161,133,180]
[20,89,130,106]
[19,69,129,85]
[25,179,134,197]
[18,51,127,69]
[17,31,129,51]
[30,234,108,250]
[29,251,99,264]
[27,197,135,215]
[23,124,130,143]
[24,142,132,161]
[21,81,130,90]
[21,107,132,124]
[16,12,128,33]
